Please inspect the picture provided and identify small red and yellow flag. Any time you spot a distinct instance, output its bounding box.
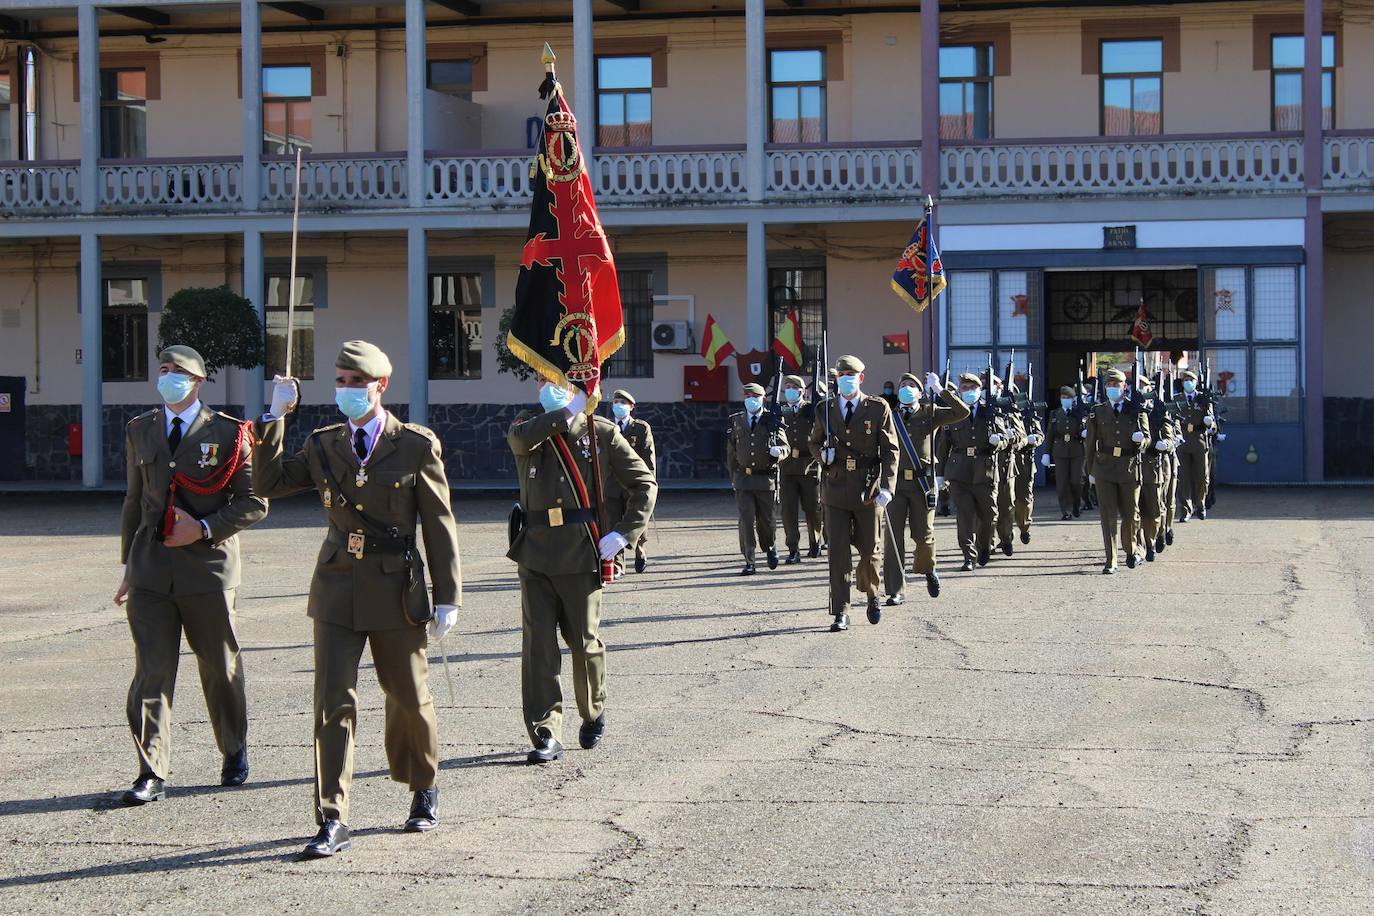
[772,308,804,371]
[700,313,736,371]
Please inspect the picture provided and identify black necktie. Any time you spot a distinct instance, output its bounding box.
[844,402,854,426]
[168,416,183,452]
[354,428,368,461]
[750,416,756,433]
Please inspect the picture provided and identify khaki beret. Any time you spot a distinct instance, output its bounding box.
[336,340,392,379]
[1138,376,1154,389]
[899,372,919,386]
[1059,385,1076,397]
[611,388,636,405]
[742,383,766,397]
[958,372,983,386]
[784,375,805,388]
[158,344,207,379]
[834,355,865,373]
[1105,368,1127,382]
[1177,368,1199,381]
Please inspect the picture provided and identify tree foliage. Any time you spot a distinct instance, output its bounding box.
[156,286,265,379]
[494,305,537,381]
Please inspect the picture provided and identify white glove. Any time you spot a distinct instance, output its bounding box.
[1131,431,1146,444]
[1155,439,1170,451]
[1175,435,1185,445]
[1028,433,1043,446]
[269,375,299,418]
[429,604,458,640]
[924,371,941,392]
[1080,428,1089,439]
[989,433,1004,447]
[1040,453,1051,467]
[934,476,945,491]
[1088,474,1096,485]
[565,389,588,419]
[875,489,892,508]
[1218,432,1228,442]
[598,531,629,561]
[769,445,787,458]
[820,447,835,466]
[1203,415,1215,427]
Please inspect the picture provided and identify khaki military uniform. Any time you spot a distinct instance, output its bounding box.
[993,410,1026,548]
[508,410,656,743]
[1013,412,1042,536]
[120,404,268,780]
[808,394,899,614]
[605,415,655,573]
[1047,407,1087,516]
[938,403,1012,565]
[1085,401,1150,566]
[726,410,786,564]
[253,412,462,826]
[1163,433,1180,536]
[778,402,824,554]
[1138,399,1177,547]
[1175,394,1214,518]
[883,387,969,596]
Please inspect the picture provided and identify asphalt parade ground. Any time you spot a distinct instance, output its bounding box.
[1,488,1372,914]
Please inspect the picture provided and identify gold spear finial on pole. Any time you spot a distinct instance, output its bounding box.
[542,43,556,73]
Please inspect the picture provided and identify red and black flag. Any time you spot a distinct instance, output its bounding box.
[1130,300,1154,348]
[882,333,910,355]
[507,46,624,408]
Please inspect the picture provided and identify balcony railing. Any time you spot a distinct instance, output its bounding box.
[767,143,920,198]
[100,158,242,211]
[941,133,1305,198]
[428,153,531,205]
[593,146,746,202]
[263,154,406,208]
[1324,132,1374,189]
[0,161,81,213]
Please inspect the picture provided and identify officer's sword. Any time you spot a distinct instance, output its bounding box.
[879,505,908,589]
[435,635,457,705]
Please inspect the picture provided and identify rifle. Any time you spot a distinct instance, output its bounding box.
[941,358,951,391]
[1001,349,1016,408]
[1131,348,1140,403]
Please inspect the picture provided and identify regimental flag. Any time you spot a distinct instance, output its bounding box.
[1130,300,1154,348]
[507,48,624,408]
[890,218,947,313]
[772,308,804,370]
[883,333,910,355]
[700,313,736,371]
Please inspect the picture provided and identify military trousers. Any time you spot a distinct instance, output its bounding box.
[606,492,649,574]
[313,619,437,825]
[1014,454,1036,532]
[1054,456,1084,515]
[1139,463,1166,542]
[949,481,996,563]
[1163,455,1179,532]
[125,588,248,780]
[735,487,777,562]
[780,472,823,552]
[882,489,936,596]
[995,464,1017,546]
[519,569,605,744]
[1177,449,1209,516]
[1095,477,1141,566]
[824,503,881,614]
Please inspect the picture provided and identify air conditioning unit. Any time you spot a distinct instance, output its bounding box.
[651,320,694,352]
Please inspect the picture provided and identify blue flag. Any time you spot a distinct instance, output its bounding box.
[890,218,947,313]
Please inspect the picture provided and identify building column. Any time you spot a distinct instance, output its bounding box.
[745,0,766,203]
[407,227,429,426]
[1302,0,1324,480]
[241,0,262,210]
[919,0,941,371]
[746,218,767,351]
[405,0,427,207]
[77,1,99,214]
[80,233,102,487]
[242,229,264,418]
[573,0,594,177]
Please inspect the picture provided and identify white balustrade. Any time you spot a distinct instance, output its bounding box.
[100,160,242,210]
[427,154,531,204]
[1324,136,1374,189]
[263,156,407,207]
[0,162,82,212]
[594,149,746,201]
[941,137,1305,197]
[766,145,920,197]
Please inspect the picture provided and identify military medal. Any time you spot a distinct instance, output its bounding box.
[579,435,591,460]
[355,467,368,488]
[198,442,219,468]
[322,488,333,508]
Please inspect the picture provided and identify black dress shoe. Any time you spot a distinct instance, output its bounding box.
[527,730,564,765]
[1102,564,1117,575]
[1073,506,1081,518]
[807,543,821,559]
[1179,511,1190,523]
[766,548,779,570]
[121,774,166,806]
[302,820,351,858]
[960,559,974,572]
[1000,541,1014,557]
[885,593,905,607]
[1126,552,1138,569]
[937,506,951,517]
[221,747,249,787]
[1020,529,1030,545]
[579,713,606,750]
[1145,544,1156,562]
[926,571,940,598]
[977,548,990,567]
[829,613,849,632]
[740,562,756,576]
[1155,534,1166,554]
[405,788,439,832]
[1165,529,1175,546]
[1062,512,1071,521]
[1198,507,1207,520]
[785,550,801,565]
[634,554,647,574]
[866,596,882,625]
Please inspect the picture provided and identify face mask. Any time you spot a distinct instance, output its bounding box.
[784,388,801,404]
[744,397,763,414]
[539,383,573,413]
[612,403,631,420]
[961,389,980,405]
[1060,398,1075,412]
[1081,395,1093,404]
[897,386,918,405]
[156,372,196,405]
[336,384,376,420]
[1182,380,1196,394]
[883,386,895,396]
[837,375,860,397]
[1105,386,1123,402]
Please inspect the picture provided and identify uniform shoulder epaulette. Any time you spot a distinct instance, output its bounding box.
[308,422,345,439]
[402,421,437,438]
[729,410,745,421]
[127,408,160,428]
[211,408,247,424]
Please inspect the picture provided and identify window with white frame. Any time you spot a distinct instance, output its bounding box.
[1202,265,1301,425]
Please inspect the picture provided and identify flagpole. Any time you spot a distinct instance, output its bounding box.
[923,194,938,505]
[906,329,913,375]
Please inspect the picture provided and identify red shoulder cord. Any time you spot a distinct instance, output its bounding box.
[160,420,256,538]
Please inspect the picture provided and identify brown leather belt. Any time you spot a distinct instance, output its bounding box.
[524,506,597,527]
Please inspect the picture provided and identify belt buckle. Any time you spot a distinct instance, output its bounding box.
[346,532,365,560]
[1112,447,1122,458]
[745,468,753,476]
[966,447,976,457]
[845,457,857,472]
[1063,434,1070,442]
[904,469,914,480]
[548,507,564,527]
[791,448,800,459]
